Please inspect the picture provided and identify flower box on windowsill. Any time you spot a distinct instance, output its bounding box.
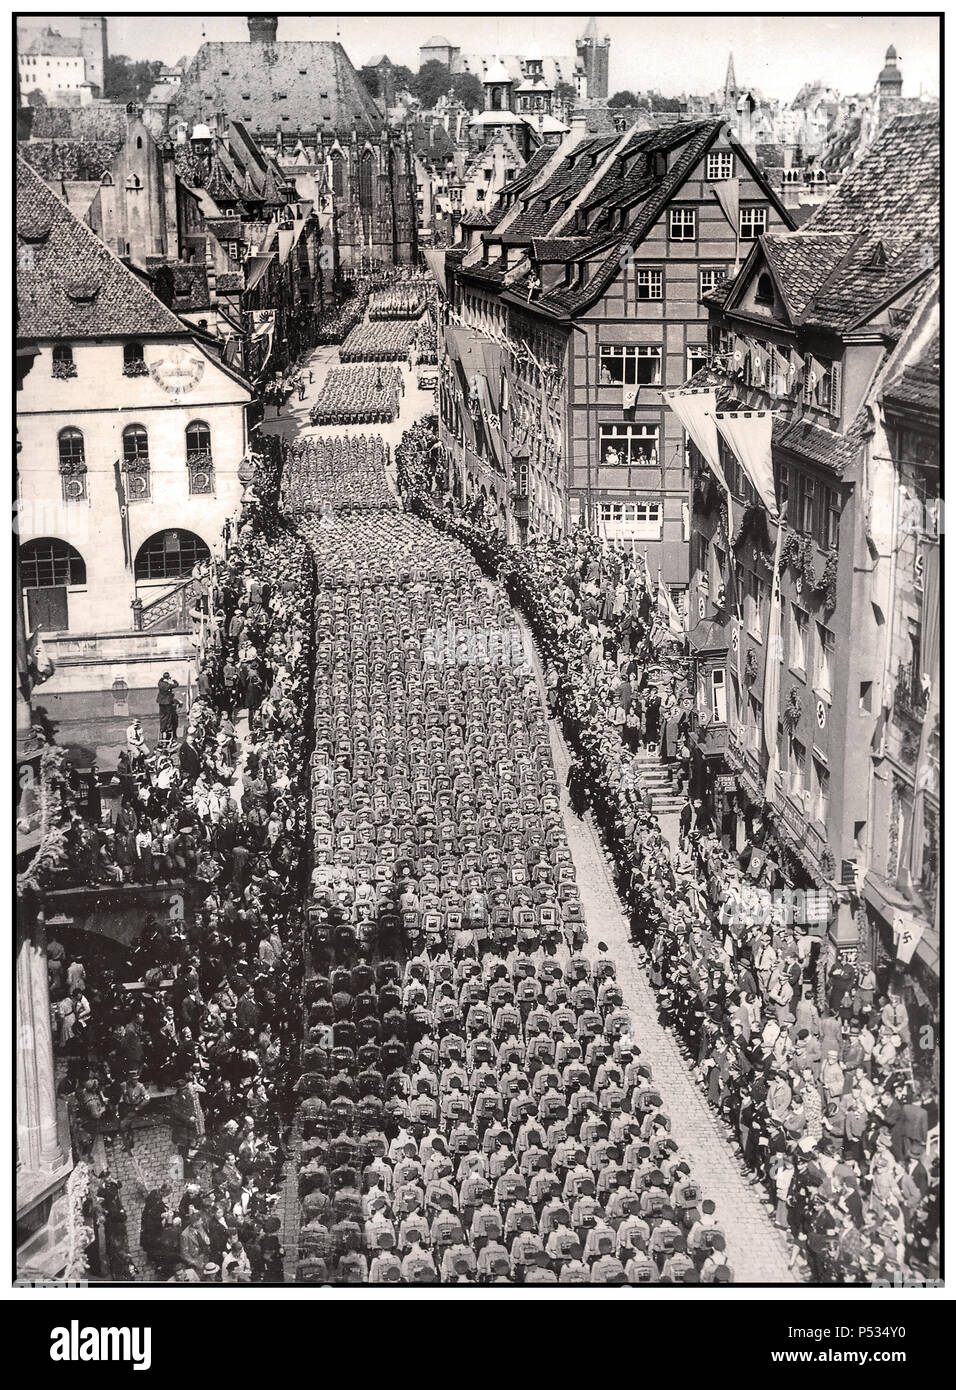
[123,359,149,377]
[52,361,77,380]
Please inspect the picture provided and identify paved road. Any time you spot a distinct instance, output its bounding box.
[519,612,799,1284]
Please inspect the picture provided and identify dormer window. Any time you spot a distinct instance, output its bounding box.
[755,273,774,306]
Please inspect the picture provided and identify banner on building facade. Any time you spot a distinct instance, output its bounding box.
[908,539,940,880]
[664,387,734,531]
[761,515,786,800]
[715,410,778,519]
[423,248,447,296]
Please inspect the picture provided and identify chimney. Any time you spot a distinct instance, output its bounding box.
[247,15,278,43]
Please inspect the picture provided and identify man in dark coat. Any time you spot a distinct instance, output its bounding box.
[156,672,181,741]
[179,734,202,783]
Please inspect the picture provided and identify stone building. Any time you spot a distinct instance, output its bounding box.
[18,16,108,103]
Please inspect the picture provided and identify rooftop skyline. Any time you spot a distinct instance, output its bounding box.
[17,13,940,103]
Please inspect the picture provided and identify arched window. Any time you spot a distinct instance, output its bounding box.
[52,344,76,379]
[359,151,374,213]
[20,537,86,631]
[331,151,345,198]
[20,537,87,589]
[134,529,210,581]
[123,341,147,376]
[755,273,774,306]
[185,421,214,494]
[122,423,151,500]
[57,427,87,500]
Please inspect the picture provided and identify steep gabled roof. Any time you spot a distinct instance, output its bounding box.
[761,232,859,319]
[807,110,939,243]
[16,157,188,340]
[174,40,382,138]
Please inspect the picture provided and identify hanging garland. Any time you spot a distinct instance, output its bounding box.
[744,648,759,685]
[779,525,838,611]
[16,744,77,897]
[732,503,772,564]
[783,687,803,728]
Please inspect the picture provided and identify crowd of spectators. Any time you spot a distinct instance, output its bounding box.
[53,467,316,1283]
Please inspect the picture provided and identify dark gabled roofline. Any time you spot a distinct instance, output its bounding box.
[563,120,726,316]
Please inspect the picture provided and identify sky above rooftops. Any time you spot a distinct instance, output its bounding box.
[18,13,939,102]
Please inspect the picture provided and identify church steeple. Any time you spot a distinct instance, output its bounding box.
[724,52,738,110]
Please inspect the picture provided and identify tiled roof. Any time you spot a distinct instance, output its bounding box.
[20,139,119,183]
[530,236,591,261]
[146,259,210,311]
[24,104,129,145]
[882,330,939,415]
[174,40,382,138]
[762,232,858,319]
[808,111,939,244]
[16,157,188,340]
[19,26,82,57]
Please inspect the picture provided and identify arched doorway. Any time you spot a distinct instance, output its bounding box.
[20,536,87,632]
[134,529,210,583]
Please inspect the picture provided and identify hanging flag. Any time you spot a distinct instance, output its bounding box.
[762,516,786,800]
[715,410,778,519]
[893,910,925,965]
[664,388,735,533]
[712,178,740,234]
[804,352,819,400]
[27,628,55,686]
[658,572,683,635]
[113,458,132,570]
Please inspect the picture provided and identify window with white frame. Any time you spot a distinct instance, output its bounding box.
[711,667,728,723]
[740,206,768,240]
[599,423,660,467]
[706,151,734,181]
[790,604,808,671]
[599,500,662,538]
[812,757,830,824]
[800,472,816,534]
[687,344,709,379]
[668,207,696,241]
[635,268,663,300]
[600,346,639,384]
[699,266,728,299]
[788,737,806,797]
[815,623,834,697]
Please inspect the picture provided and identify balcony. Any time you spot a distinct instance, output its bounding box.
[696,722,728,757]
[893,661,927,724]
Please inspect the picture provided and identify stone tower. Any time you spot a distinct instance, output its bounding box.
[80,15,108,97]
[576,17,610,101]
[877,44,903,97]
[248,14,279,44]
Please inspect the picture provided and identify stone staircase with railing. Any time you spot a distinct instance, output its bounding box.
[631,748,686,815]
